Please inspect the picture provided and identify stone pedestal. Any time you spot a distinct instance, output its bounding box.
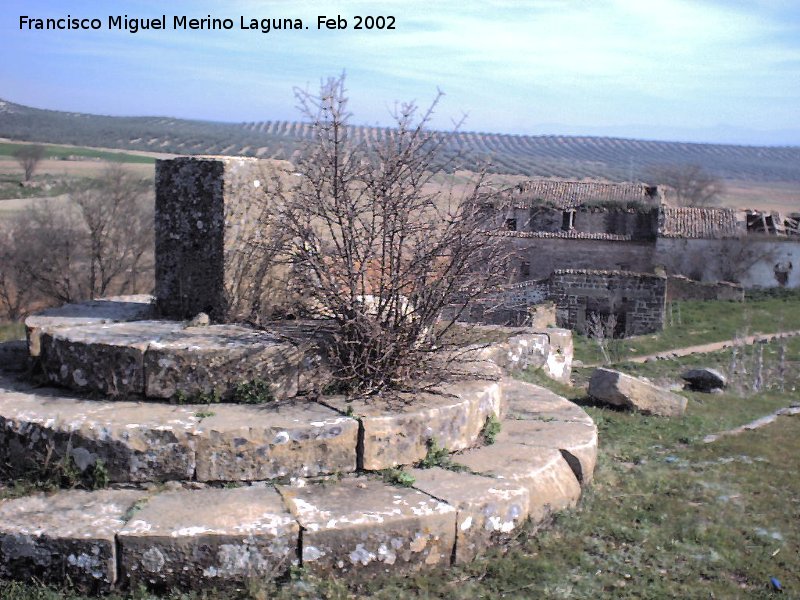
[155,156,271,321]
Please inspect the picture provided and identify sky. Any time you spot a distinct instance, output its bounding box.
[2,0,800,146]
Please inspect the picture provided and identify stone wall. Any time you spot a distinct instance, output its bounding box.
[155,156,278,320]
[525,207,657,238]
[500,206,657,239]
[666,275,744,302]
[507,237,657,281]
[549,269,666,336]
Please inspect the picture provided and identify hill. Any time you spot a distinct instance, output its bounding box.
[1,99,799,183]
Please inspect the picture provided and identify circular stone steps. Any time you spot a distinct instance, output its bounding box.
[0,376,502,483]
[0,379,598,592]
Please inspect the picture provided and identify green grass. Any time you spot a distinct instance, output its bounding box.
[0,142,155,165]
[0,321,25,342]
[574,291,800,365]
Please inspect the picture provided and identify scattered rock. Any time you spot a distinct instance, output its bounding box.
[187,312,210,327]
[682,368,727,392]
[588,368,687,417]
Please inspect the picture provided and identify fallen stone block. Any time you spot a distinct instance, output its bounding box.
[118,487,298,589]
[682,367,727,392]
[409,467,529,563]
[589,367,687,417]
[0,489,147,592]
[278,477,455,576]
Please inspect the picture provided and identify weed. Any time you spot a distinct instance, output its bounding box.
[415,438,467,472]
[196,388,222,404]
[172,388,222,405]
[233,379,275,404]
[89,459,109,490]
[194,410,216,419]
[321,379,351,396]
[122,498,149,522]
[380,468,415,487]
[481,414,502,445]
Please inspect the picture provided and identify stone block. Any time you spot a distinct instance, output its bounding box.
[25,295,155,357]
[119,487,298,589]
[0,390,198,483]
[320,379,502,470]
[155,156,274,321]
[194,401,358,481]
[496,419,598,484]
[0,489,147,592]
[589,367,687,417]
[409,467,529,563]
[39,321,180,396]
[453,443,581,523]
[143,324,315,400]
[278,478,455,576]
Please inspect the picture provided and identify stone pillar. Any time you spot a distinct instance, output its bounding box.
[155,156,267,320]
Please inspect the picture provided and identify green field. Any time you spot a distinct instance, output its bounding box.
[573,289,800,365]
[0,142,155,165]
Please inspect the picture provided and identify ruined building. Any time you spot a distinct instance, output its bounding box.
[479,179,800,335]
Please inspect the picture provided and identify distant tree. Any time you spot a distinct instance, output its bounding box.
[13,144,46,182]
[69,164,154,299]
[279,75,510,394]
[646,164,724,207]
[0,166,154,319]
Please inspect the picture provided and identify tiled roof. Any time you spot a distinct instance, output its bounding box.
[553,269,666,279]
[487,230,633,241]
[658,207,740,239]
[504,180,659,209]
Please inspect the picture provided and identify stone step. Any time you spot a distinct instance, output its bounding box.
[0,379,596,591]
[499,379,598,484]
[0,377,506,483]
[452,443,582,524]
[25,295,156,357]
[39,320,329,401]
[320,379,502,470]
[0,387,358,483]
[0,434,593,592]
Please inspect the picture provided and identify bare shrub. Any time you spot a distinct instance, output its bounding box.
[587,311,620,364]
[278,75,509,393]
[646,163,724,207]
[69,164,154,299]
[13,144,45,182]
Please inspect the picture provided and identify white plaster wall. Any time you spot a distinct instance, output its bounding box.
[655,238,800,289]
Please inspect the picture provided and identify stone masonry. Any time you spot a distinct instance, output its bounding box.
[155,156,272,321]
[549,269,666,336]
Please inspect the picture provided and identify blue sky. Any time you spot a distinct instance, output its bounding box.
[2,0,799,145]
